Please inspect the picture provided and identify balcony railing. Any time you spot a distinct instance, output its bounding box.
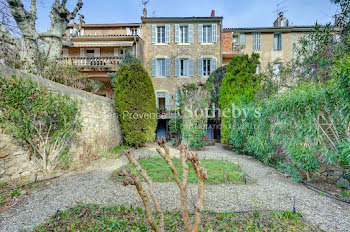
[59,56,121,68]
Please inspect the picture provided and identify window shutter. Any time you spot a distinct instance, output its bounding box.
[80,48,85,57]
[273,34,278,50]
[175,57,180,76]
[175,24,180,43]
[189,24,194,43]
[152,25,156,43]
[152,58,156,76]
[126,27,131,35]
[240,33,246,46]
[279,34,282,50]
[165,92,170,110]
[165,24,170,43]
[95,48,100,57]
[198,58,203,77]
[212,24,217,43]
[198,24,203,43]
[113,48,119,57]
[166,58,170,76]
[189,58,194,76]
[211,58,217,73]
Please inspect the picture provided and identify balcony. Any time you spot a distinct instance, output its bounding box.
[59,56,121,70]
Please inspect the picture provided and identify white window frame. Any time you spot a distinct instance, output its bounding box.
[156,58,166,77]
[131,28,138,36]
[202,25,212,43]
[180,25,189,43]
[252,32,261,51]
[157,26,166,43]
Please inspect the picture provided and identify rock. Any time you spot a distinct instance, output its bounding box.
[337,178,350,189]
[0,152,8,158]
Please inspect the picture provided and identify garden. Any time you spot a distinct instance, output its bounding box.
[0,0,350,231]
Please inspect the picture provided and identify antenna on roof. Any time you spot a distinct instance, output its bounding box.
[274,0,288,17]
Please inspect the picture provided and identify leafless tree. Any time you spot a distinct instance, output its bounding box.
[0,0,84,71]
[118,138,208,232]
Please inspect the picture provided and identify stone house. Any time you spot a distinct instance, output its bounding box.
[222,13,315,74]
[62,23,143,98]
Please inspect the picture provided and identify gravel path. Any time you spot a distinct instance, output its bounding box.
[1,144,349,232]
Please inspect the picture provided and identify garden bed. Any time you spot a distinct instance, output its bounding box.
[34,204,321,231]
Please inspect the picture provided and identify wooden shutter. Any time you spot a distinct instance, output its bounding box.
[126,27,131,35]
[274,33,278,50]
[152,58,156,76]
[165,58,170,76]
[95,48,100,57]
[80,48,85,57]
[165,92,170,110]
[189,24,194,43]
[189,58,194,76]
[175,57,180,76]
[198,24,203,43]
[198,58,203,77]
[175,24,180,43]
[165,24,170,43]
[211,58,217,74]
[113,48,119,57]
[212,24,217,43]
[240,33,246,46]
[152,25,156,43]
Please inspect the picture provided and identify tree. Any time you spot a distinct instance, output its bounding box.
[206,65,227,108]
[1,0,84,71]
[219,54,261,144]
[118,138,207,232]
[114,63,157,147]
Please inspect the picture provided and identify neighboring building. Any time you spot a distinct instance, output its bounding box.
[61,23,143,98]
[222,13,315,74]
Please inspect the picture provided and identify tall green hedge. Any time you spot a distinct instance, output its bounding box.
[114,63,157,147]
[219,54,261,144]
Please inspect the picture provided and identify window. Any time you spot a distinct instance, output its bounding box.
[180,59,189,76]
[157,26,166,43]
[203,25,212,43]
[157,59,166,76]
[273,63,282,80]
[256,64,261,74]
[180,26,189,43]
[252,32,261,51]
[131,28,138,36]
[274,33,282,51]
[86,49,95,57]
[203,59,211,76]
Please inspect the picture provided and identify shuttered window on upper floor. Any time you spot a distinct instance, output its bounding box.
[152,25,170,44]
[198,24,217,43]
[274,33,282,51]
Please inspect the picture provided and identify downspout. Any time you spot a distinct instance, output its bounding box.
[220,19,223,67]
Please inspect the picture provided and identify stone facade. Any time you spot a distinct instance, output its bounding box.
[0,65,122,183]
[141,17,223,107]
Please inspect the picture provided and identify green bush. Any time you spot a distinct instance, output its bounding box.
[0,76,81,172]
[114,63,157,147]
[219,54,261,144]
[227,82,350,181]
[169,118,183,145]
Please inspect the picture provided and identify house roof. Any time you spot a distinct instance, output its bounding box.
[223,26,317,33]
[142,16,223,23]
[67,23,141,28]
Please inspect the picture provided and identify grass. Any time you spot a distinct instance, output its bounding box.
[102,145,130,159]
[34,204,320,232]
[111,157,246,185]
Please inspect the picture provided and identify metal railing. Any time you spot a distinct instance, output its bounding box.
[59,56,121,68]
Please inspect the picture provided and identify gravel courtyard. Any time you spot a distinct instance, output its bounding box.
[0,144,349,232]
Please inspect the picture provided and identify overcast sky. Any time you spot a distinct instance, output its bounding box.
[30,0,339,32]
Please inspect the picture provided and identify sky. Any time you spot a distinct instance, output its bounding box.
[29,0,340,32]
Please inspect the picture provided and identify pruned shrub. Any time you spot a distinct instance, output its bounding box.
[0,76,81,172]
[114,63,157,147]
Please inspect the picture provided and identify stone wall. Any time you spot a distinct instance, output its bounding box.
[0,65,122,183]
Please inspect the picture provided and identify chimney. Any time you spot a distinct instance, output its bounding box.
[274,12,289,27]
[143,8,147,18]
[211,10,215,17]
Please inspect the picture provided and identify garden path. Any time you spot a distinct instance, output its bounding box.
[0,144,349,232]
